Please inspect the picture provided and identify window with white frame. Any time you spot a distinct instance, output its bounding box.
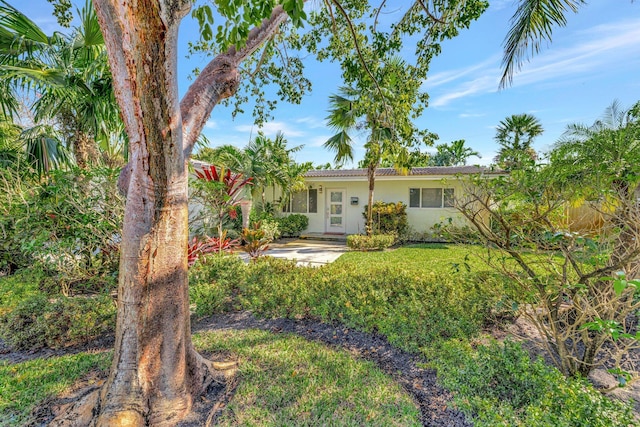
[284,189,318,213]
[409,188,455,208]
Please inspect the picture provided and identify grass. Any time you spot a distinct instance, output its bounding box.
[193,329,420,426]
[0,351,111,427]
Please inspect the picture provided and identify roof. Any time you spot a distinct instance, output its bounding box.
[304,166,501,178]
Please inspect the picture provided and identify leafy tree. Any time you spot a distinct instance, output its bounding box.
[430,139,480,166]
[0,0,124,172]
[494,113,543,170]
[325,57,432,234]
[46,0,488,423]
[549,100,640,277]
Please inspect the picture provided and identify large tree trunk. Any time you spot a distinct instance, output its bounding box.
[91,0,214,424]
[64,1,290,425]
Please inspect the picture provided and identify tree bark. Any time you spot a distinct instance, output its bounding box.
[77,1,289,424]
[366,163,376,235]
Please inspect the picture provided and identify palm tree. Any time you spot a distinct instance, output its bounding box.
[324,57,426,235]
[494,113,543,170]
[0,0,124,172]
[196,132,307,227]
[430,139,480,166]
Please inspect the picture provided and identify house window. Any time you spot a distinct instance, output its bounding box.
[409,188,455,208]
[285,189,318,213]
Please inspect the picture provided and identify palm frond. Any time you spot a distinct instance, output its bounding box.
[500,0,586,88]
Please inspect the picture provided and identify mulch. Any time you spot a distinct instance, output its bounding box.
[4,311,471,427]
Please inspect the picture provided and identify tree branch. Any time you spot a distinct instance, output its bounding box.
[181,5,289,158]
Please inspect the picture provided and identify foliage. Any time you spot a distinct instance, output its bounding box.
[435,340,636,426]
[365,201,408,236]
[193,329,421,426]
[275,213,309,237]
[189,254,246,316]
[0,351,111,427]
[431,218,482,244]
[0,167,123,288]
[190,163,252,238]
[456,161,640,377]
[0,293,115,351]
[195,133,308,212]
[188,245,506,352]
[241,222,271,260]
[429,139,480,166]
[493,113,542,170]
[501,0,587,87]
[347,233,396,251]
[258,218,281,241]
[188,231,239,267]
[0,0,125,171]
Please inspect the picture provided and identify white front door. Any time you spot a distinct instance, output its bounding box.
[325,189,346,234]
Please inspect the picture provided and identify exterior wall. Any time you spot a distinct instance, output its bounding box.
[267,176,472,235]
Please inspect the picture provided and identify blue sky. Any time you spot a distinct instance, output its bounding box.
[27,0,640,167]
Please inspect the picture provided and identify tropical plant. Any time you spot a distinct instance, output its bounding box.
[0,0,125,172]
[241,221,271,260]
[501,0,587,87]
[429,139,480,166]
[455,164,640,377]
[196,132,309,225]
[493,113,543,170]
[191,164,252,239]
[325,57,431,235]
[549,100,640,277]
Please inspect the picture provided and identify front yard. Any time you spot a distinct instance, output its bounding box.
[0,244,637,426]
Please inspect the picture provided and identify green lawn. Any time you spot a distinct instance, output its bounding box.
[0,243,636,426]
[193,329,420,426]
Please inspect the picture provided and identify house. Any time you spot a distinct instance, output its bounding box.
[268,166,501,236]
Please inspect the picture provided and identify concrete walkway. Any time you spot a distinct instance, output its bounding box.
[251,239,348,266]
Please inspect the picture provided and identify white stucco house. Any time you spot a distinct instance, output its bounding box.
[267,165,501,236]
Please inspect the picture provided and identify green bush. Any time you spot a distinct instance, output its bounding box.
[0,293,115,350]
[212,253,503,352]
[347,233,396,251]
[189,254,247,316]
[0,167,123,288]
[435,340,637,427]
[365,201,408,235]
[275,214,309,237]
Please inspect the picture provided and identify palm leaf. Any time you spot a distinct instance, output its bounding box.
[501,0,586,88]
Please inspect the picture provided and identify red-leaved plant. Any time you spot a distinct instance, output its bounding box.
[188,231,240,267]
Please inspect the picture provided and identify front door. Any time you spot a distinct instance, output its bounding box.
[325,189,346,234]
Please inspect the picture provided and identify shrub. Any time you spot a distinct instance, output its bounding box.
[0,167,123,289]
[435,340,637,427]
[241,222,271,260]
[364,201,408,235]
[259,219,281,241]
[275,214,309,237]
[0,293,115,350]
[189,254,247,316]
[347,233,396,251]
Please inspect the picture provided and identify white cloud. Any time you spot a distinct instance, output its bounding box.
[307,135,332,148]
[427,17,640,108]
[458,113,486,118]
[234,121,306,137]
[294,116,325,128]
[431,75,498,107]
[204,120,218,129]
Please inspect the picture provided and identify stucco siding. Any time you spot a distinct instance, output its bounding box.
[267,176,473,235]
